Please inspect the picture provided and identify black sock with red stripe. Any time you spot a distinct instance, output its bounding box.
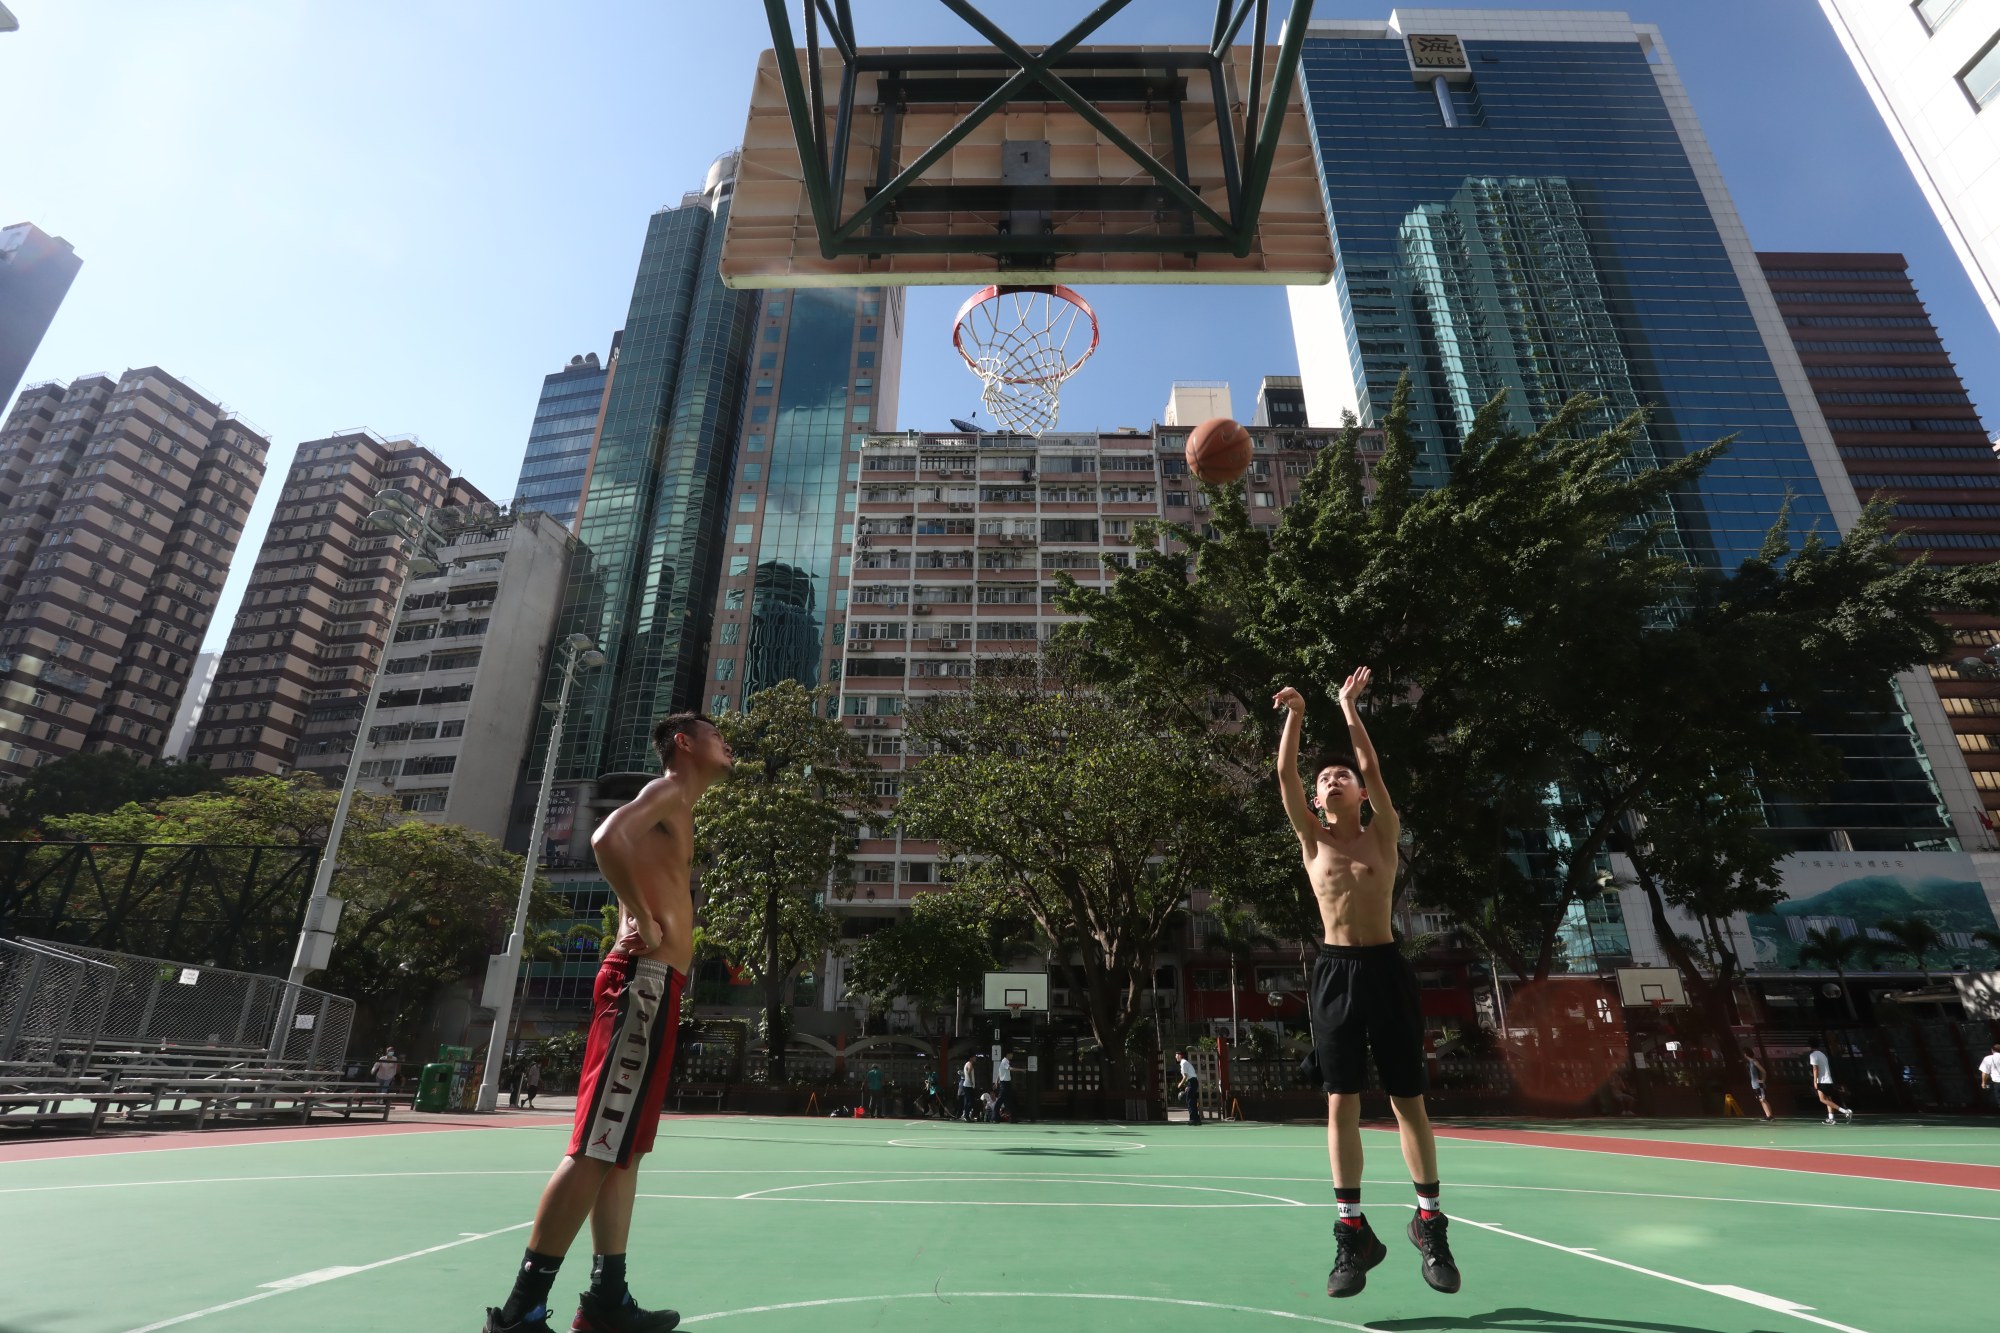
[1335,1186,1364,1229]
[1414,1181,1442,1220]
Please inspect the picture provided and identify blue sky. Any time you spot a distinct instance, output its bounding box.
[4,1,1997,652]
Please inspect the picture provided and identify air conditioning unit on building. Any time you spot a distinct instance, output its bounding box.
[940,640,958,649]
[958,470,975,479]
[913,607,932,616]
[850,642,873,652]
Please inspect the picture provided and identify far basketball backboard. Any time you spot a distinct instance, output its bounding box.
[982,970,1051,1013]
[721,2,1334,289]
[1615,966,1689,1009]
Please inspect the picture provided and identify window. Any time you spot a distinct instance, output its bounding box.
[711,693,732,713]
[400,789,449,812]
[440,719,465,738]
[729,556,749,576]
[720,621,741,645]
[734,524,753,544]
[715,657,736,680]
[1916,0,1965,34]
[738,494,758,512]
[1964,32,2000,108]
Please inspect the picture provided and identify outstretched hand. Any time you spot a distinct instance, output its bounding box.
[1272,686,1305,715]
[1337,667,1372,711]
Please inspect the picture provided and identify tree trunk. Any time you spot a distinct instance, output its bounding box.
[763,888,786,1081]
[1833,964,1858,1021]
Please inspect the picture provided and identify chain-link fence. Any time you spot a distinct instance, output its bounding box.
[0,937,116,1070]
[20,940,354,1072]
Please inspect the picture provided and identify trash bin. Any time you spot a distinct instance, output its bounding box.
[415,1062,455,1113]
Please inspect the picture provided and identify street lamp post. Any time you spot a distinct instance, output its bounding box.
[475,633,604,1112]
[269,489,444,1058]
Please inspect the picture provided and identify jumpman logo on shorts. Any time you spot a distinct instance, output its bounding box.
[590,1128,614,1152]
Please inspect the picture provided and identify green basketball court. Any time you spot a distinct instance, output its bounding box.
[2,1112,1992,1332]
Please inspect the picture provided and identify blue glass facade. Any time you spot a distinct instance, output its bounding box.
[705,288,902,714]
[1300,31,1822,568]
[1295,23,1951,851]
[534,185,760,781]
[511,352,609,528]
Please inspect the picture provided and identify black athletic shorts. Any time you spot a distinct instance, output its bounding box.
[1308,941,1428,1098]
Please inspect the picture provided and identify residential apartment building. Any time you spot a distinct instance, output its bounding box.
[0,369,265,777]
[1761,251,2000,816]
[187,431,484,778]
[1253,375,1308,428]
[1821,0,2000,336]
[0,223,82,406]
[511,347,614,531]
[816,420,1357,1003]
[351,508,573,838]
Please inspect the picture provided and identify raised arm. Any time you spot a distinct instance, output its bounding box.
[589,774,685,950]
[1272,686,1320,844]
[1338,667,1398,830]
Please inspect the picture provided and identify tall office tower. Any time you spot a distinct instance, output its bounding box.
[510,345,614,530]
[1252,375,1308,428]
[1761,252,2000,816]
[0,224,82,406]
[1285,11,1980,853]
[1821,1,2000,336]
[1161,381,1233,427]
[700,285,904,715]
[350,510,573,837]
[0,369,265,778]
[187,431,483,778]
[162,651,219,760]
[533,152,764,784]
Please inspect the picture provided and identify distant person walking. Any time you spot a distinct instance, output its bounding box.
[371,1047,400,1094]
[521,1058,543,1110]
[1743,1047,1774,1122]
[1978,1042,2000,1113]
[1808,1041,1854,1123]
[864,1063,884,1118]
[959,1057,978,1121]
[995,1052,1015,1122]
[1175,1049,1203,1125]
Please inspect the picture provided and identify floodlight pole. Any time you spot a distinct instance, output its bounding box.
[475,635,601,1112]
[269,492,443,1058]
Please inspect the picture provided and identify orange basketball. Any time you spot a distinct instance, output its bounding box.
[1185,416,1253,485]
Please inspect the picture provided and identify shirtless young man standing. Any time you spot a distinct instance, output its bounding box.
[483,713,732,1333]
[1275,671,1460,1300]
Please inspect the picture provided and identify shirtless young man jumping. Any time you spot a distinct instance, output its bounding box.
[483,713,732,1333]
[1275,671,1460,1300]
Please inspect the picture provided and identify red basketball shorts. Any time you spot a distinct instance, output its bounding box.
[568,955,684,1167]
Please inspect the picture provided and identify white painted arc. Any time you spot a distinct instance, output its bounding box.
[677,1291,1380,1328]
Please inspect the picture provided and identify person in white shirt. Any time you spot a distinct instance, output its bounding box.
[1742,1046,1773,1122]
[371,1048,400,1094]
[1808,1042,1853,1123]
[1174,1049,1202,1125]
[995,1052,1015,1122]
[1978,1042,2000,1112]
[958,1057,977,1122]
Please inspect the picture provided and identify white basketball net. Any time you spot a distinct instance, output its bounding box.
[953,287,1099,436]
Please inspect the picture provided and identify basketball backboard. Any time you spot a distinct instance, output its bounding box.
[1615,966,1689,1008]
[982,970,1051,1012]
[721,2,1333,288]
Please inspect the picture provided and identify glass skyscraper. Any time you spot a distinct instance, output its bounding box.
[703,286,904,715]
[511,348,611,529]
[534,153,760,782]
[1286,11,1978,857]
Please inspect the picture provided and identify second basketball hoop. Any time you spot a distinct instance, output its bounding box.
[952,285,1100,436]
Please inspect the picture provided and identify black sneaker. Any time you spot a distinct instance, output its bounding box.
[1327,1218,1388,1298]
[484,1308,555,1333]
[572,1290,681,1332]
[1407,1212,1462,1294]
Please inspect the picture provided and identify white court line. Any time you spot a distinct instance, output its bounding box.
[14,1166,2000,1223]
[642,1192,1299,1209]
[1457,1213,1873,1333]
[117,1220,530,1332]
[885,1136,1146,1149]
[733,1175,1307,1205]
[677,1291,1380,1328]
[1439,1131,2000,1191]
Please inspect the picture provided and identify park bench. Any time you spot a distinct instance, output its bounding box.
[673,1082,728,1113]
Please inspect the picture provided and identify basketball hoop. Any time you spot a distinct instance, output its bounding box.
[952,285,1100,436]
[1005,1001,1026,1018]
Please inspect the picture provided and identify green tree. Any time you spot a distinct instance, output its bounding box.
[0,750,227,836]
[44,773,556,1046]
[1973,926,2000,956]
[695,681,870,1080]
[1797,926,1864,1019]
[1877,916,1944,985]
[896,666,1251,1099]
[1055,381,2000,986]
[842,887,1016,1037]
